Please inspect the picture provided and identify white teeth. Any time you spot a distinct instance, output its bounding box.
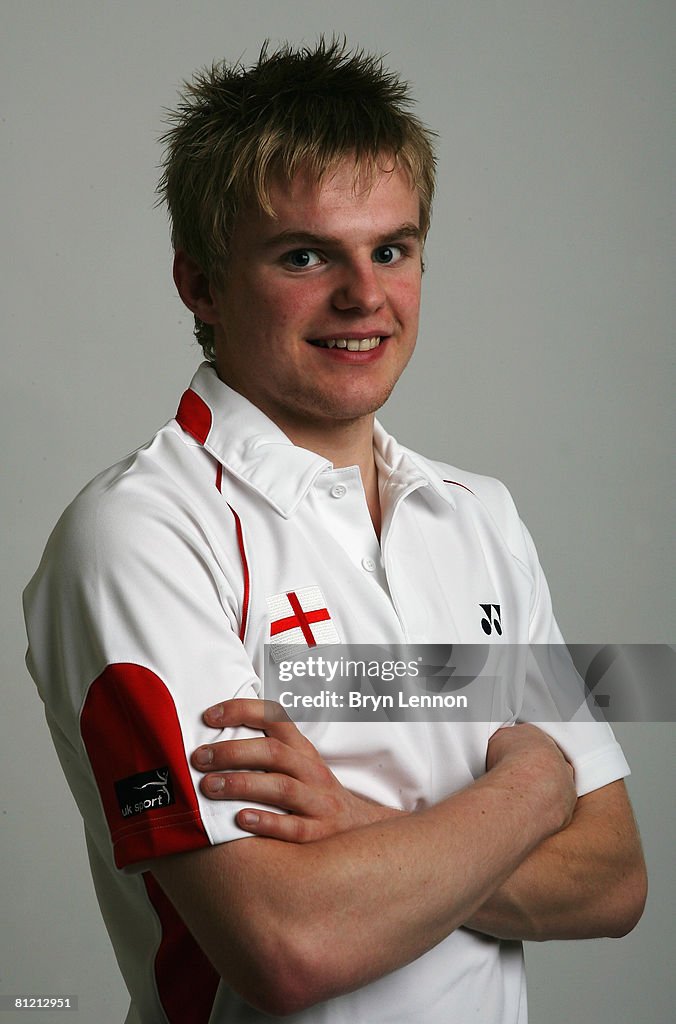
[313,336,382,350]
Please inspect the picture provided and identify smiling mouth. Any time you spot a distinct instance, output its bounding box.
[308,336,383,351]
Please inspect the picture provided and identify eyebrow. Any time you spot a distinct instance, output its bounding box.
[261,223,422,251]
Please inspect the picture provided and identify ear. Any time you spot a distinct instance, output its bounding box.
[172,250,221,325]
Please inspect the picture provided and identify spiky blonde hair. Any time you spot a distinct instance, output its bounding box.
[157,38,437,359]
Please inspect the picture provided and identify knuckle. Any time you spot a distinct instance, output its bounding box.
[225,770,247,794]
[315,763,334,785]
[226,740,246,764]
[326,793,342,818]
[265,736,284,762]
[288,817,313,844]
[276,773,295,801]
[215,698,259,725]
[264,699,290,724]
[301,737,322,758]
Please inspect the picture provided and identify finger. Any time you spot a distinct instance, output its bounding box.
[200,770,330,817]
[192,735,334,787]
[204,698,303,740]
[235,807,324,844]
[194,735,301,774]
[203,698,320,757]
[204,697,290,729]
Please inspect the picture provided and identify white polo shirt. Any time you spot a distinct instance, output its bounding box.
[24,363,629,1024]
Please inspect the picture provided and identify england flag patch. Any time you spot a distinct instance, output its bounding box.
[267,586,340,662]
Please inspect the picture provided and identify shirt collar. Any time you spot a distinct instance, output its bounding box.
[373,420,457,511]
[176,363,456,516]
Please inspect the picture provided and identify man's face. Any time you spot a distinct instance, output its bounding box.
[210,157,423,443]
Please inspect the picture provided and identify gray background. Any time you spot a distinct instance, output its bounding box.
[2,1,673,1021]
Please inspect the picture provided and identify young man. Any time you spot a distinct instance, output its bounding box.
[24,41,646,1023]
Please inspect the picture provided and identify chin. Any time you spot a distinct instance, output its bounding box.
[310,390,393,423]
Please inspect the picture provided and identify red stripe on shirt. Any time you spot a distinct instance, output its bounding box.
[227,504,250,643]
[143,872,219,1024]
[214,465,249,644]
[443,479,475,495]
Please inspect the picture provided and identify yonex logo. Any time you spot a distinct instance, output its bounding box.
[480,604,502,636]
[114,766,175,819]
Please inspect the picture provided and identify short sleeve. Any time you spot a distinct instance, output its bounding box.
[24,466,274,871]
[517,521,630,796]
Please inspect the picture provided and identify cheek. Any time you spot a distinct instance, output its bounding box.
[395,278,422,322]
[266,281,323,327]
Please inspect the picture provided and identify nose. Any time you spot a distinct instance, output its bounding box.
[332,259,386,314]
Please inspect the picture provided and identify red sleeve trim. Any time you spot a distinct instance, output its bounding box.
[176,389,212,445]
[80,664,211,869]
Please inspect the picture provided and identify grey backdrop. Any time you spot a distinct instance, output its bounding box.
[2,2,673,1021]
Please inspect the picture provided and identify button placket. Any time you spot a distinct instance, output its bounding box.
[314,467,391,593]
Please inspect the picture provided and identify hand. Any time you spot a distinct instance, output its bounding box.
[486,724,577,833]
[192,698,401,842]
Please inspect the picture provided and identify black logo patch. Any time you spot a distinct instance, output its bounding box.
[480,604,502,636]
[114,766,175,819]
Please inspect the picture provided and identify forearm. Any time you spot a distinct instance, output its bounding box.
[463,780,648,941]
[249,765,563,966]
[153,752,573,1014]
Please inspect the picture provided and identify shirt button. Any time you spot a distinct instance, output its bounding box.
[361,556,377,572]
[330,483,347,499]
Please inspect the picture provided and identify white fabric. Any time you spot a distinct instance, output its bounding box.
[24,363,629,1024]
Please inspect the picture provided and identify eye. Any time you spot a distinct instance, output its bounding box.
[284,249,323,269]
[373,245,403,265]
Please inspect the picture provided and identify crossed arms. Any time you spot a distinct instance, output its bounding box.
[149,699,647,1016]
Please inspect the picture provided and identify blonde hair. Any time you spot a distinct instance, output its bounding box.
[157,38,437,360]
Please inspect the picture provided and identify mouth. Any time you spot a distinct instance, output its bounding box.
[307,336,383,351]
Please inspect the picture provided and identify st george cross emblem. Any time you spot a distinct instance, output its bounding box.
[266,586,340,662]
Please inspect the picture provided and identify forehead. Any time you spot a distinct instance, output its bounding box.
[235,158,421,246]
